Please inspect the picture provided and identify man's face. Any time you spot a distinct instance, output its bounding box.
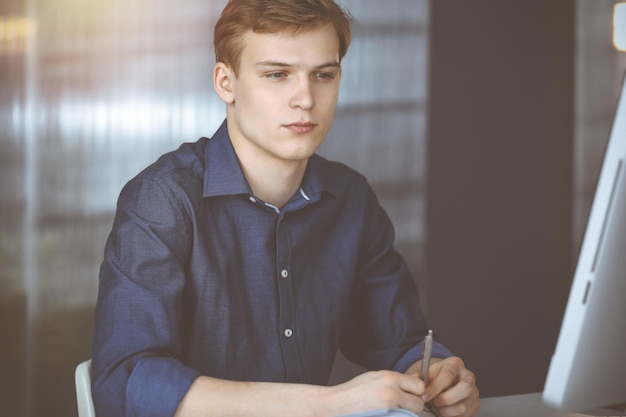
[216,24,342,169]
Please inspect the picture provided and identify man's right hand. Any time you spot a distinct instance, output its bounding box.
[323,370,427,416]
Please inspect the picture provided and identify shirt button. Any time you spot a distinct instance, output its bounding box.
[284,328,293,338]
[280,269,289,278]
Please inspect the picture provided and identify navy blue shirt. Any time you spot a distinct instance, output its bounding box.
[92,120,451,417]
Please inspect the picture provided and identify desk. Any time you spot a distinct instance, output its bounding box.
[476,393,623,417]
[340,395,621,417]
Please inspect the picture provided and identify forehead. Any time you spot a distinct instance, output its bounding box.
[239,24,340,66]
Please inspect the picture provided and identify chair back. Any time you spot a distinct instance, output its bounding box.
[75,360,96,417]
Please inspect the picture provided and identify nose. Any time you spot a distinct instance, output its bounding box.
[290,76,315,110]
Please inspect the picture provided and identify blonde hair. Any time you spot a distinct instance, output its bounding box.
[214,0,353,76]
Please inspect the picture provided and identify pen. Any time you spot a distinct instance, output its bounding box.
[421,329,433,384]
[421,330,440,417]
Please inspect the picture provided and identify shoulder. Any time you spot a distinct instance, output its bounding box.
[117,138,209,213]
[308,153,377,202]
[139,138,207,185]
[131,138,207,190]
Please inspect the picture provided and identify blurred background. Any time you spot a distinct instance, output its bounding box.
[1,0,625,416]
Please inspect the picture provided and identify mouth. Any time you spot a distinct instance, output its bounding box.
[284,121,317,134]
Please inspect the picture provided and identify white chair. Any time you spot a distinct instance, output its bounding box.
[75,359,96,417]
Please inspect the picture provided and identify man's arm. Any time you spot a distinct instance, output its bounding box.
[405,357,480,417]
[175,370,428,417]
[92,175,200,417]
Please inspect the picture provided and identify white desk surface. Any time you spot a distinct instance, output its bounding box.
[476,393,623,417]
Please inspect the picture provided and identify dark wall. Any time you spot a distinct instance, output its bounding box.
[425,1,575,397]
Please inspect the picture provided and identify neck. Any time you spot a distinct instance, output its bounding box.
[242,158,307,209]
[228,134,308,209]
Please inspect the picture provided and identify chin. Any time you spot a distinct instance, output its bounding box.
[276,146,317,162]
[282,138,323,158]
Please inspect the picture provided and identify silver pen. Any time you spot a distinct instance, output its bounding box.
[421,329,433,383]
[422,330,440,416]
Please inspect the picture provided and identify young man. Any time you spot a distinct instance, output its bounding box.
[91,1,480,416]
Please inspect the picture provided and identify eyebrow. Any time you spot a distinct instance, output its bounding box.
[255,60,341,69]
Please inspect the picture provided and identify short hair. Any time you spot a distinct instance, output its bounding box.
[214,0,354,76]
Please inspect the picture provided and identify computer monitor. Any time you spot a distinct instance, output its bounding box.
[542,74,626,412]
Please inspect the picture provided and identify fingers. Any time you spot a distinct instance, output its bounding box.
[423,356,466,401]
[396,371,427,398]
[396,390,426,415]
[369,370,427,408]
[433,395,481,417]
[394,373,427,414]
[423,357,480,417]
[431,380,480,417]
[338,370,427,415]
[430,366,476,405]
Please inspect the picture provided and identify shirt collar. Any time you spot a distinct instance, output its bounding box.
[203,120,251,198]
[301,153,339,201]
[203,119,340,201]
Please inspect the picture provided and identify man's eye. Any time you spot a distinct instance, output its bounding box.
[314,72,334,80]
[266,72,286,79]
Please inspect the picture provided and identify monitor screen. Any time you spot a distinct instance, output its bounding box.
[542,74,626,412]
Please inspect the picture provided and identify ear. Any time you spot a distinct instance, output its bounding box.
[213,62,235,104]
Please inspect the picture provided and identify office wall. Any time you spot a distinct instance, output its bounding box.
[426,1,575,397]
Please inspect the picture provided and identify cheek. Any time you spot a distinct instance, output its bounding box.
[316,84,340,105]
[239,85,280,114]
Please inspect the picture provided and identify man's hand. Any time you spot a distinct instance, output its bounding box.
[327,370,428,416]
[406,356,480,417]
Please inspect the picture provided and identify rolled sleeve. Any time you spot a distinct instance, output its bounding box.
[126,357,201,417]
[392,340,453,373]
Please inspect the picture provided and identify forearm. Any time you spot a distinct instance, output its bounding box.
[175,369,429,417]
[175,375,332,417]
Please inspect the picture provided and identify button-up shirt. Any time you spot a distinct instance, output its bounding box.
[92,120,451,417]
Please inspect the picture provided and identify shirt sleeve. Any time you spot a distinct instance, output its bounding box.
[392,339,453,373]
[91,175,201,417]
[338,180,452,372]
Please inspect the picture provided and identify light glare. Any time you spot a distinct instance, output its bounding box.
[614,3,626,51]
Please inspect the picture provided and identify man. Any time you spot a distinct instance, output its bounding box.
[92,1,480,416]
